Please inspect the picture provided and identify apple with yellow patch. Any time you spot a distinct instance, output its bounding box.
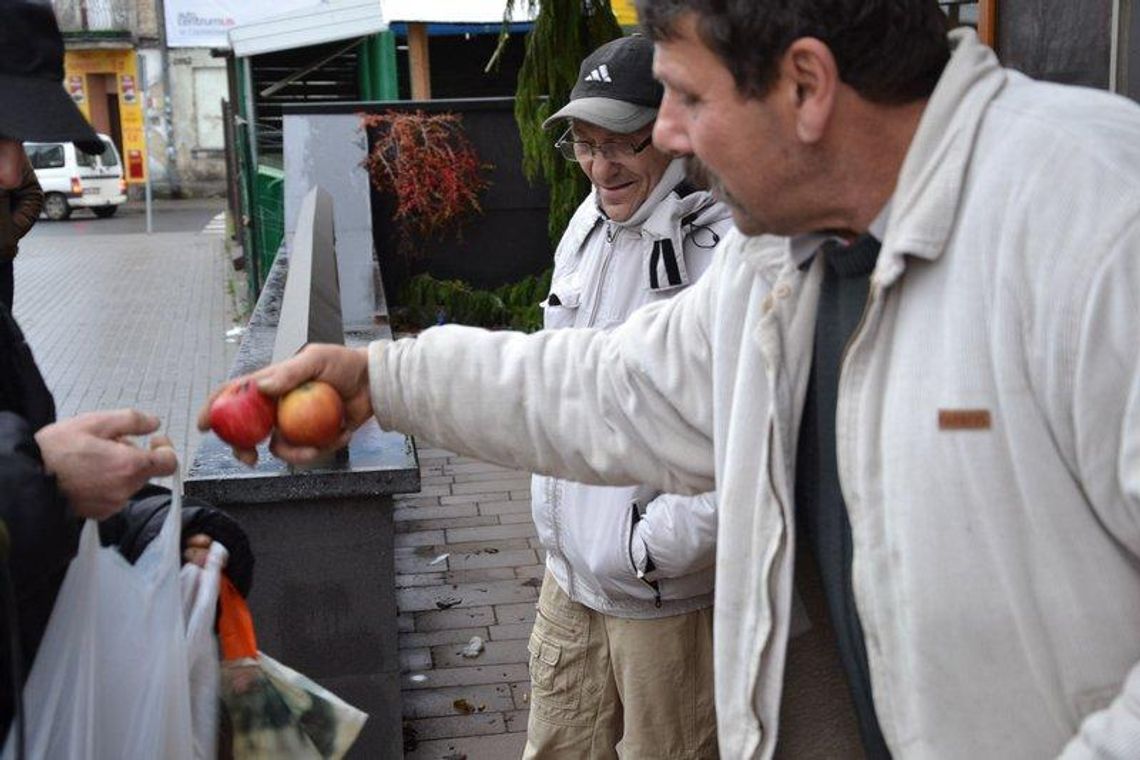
[276,380,345,448]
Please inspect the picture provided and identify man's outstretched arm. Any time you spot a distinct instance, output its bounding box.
[202,258,723,496]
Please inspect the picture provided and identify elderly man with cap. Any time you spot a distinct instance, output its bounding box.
[520,34,730,759]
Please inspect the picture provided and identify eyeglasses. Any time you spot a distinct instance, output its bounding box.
[686,222,721,250]
[555,127,654,162]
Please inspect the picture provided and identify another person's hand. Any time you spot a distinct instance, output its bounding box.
[183,533,228,568]
[34,409,178,520]
[197,343,373,467]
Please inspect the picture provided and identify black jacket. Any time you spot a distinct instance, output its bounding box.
[99,485,253,597]
[0,305,73,745]
[0,305,253,744]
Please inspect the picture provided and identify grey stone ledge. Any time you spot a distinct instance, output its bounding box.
[186,244,420,504]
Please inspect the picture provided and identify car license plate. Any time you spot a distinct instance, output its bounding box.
[86,187,101,195]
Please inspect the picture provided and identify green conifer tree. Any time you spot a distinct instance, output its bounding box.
[493,1,623,243]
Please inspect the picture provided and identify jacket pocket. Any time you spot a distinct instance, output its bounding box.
[541,278,582,330]
[627,501,662,608]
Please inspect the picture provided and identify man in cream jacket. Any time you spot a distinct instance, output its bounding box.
[206,0,1140,757]
[526,34,730,759]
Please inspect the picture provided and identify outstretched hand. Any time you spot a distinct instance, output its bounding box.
[197,343,373,466]
[35,409,179,520]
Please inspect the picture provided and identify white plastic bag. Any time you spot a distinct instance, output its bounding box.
[182,541,228,760]
[2,483,198,760]
[223,653,368,760]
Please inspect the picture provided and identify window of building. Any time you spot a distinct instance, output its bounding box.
[941,1,980,28]
[193,67,228,151]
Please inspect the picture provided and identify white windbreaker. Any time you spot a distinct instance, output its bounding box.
[533,159,732,618]
[370,30,1140,759]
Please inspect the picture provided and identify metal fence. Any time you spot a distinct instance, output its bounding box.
[254,165,285,288]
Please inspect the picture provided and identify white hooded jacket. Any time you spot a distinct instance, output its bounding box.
[533,158,732,618]
[370,30,1140,759]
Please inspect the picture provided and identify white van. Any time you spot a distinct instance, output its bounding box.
[23,134,127,220]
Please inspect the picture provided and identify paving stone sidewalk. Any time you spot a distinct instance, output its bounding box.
[13,226,243,474]
[14,219,544,757]
[396,445,542,759]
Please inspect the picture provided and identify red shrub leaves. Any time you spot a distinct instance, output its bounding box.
[362,111,491,259]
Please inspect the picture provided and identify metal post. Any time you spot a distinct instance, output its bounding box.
[139,55,154,234]
[408,22,432,100]
[977,0,998,49]
[153,0,183,197]
[376,31,399,101]
[144,161,154,233]
[1111,0,1131,94]
[358,36,374,100]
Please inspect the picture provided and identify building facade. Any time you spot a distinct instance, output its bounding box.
[51,0,228,197]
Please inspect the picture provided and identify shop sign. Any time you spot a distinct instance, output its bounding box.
[164,0,329,48]
[63,49,148,183]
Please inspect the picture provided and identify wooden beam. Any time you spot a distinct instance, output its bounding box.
[977,0,998,50]
[408,22,431,100]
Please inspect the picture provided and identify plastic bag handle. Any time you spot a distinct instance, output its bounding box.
[75,468,184,578]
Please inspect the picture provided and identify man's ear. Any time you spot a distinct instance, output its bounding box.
[781,38,838,144]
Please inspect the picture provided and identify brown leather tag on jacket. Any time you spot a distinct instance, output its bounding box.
[938,409,991,430]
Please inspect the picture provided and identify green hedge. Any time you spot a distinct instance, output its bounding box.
[396,268,553,333]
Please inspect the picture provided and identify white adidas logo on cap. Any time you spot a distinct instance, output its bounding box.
[584,64,612,83]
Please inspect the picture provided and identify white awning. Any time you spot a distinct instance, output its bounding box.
[380,0,537,24]
[229,0,387,58]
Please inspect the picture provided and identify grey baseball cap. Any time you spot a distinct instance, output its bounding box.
[542,34,663,134]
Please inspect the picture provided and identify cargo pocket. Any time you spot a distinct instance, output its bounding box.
[527,608,589,722]
[527,634,561,691]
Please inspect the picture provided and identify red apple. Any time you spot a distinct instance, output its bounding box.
[276,380,345,448]
[208,380,277,449]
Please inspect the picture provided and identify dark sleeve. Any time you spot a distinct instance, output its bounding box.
[0,411,79,729]
[100,490,255,597]
[10,157,43,239]
[0,412,78,601]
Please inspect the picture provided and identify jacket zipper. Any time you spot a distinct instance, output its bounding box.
[627,501,662,608]
[546,476,574,596]
[834,286,888,734]
[752,420,791,747]
[586,223,616,327]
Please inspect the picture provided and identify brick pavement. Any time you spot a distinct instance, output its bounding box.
[397,446,543,759]
[13,224,242,475]
[13,218,547,757]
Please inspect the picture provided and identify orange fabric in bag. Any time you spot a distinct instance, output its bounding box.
[217,575,257,661]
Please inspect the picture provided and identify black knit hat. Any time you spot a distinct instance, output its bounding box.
[0,1,104,154]
[542,34,663,134]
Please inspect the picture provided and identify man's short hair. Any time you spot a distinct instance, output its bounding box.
[637,0,951,105]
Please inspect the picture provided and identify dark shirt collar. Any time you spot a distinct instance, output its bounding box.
[789,200,892,270]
